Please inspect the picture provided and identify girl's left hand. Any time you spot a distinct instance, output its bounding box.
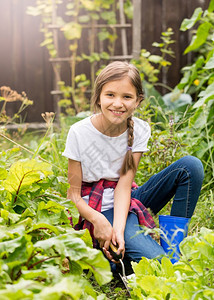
[103,230,125,262]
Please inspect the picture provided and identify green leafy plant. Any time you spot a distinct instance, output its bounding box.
[132,28,175,92]
[129,227,214,299]
[177,1,214,98]
[0,158,112,299]
[174,0,214,189]
[135,101,188,188]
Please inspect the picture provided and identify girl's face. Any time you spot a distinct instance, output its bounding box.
[98,77,140,131]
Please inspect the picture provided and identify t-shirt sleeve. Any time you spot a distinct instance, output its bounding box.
[62,127,81,161]
[132,119,151,153]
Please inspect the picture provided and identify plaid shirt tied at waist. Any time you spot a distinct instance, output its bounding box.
[73,179,156,247]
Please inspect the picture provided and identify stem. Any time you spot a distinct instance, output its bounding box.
[28,255,60,269]
[32,123,52,159]
[153,82,173,91]
[0,132,63,173]
[1,101,6,114]
[13,171,34,203]
[26,250,42,268]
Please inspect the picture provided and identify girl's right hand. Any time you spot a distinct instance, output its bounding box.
[93,213,113,249]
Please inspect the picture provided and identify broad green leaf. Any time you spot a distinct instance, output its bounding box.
[40,38,53,47]
[0,278,43,297]
[0,209,20,224]
[27,222,60,236]
[171,281,197,299]
[208,0,214,12]
[0,263,12,284]
[100,51,110,60]
[101,11,116,24]
[188,106,203,127]
[80,228,93,247]
[79,247,112,285]
[62,22,82,40]
[137,274,174,296]
[78,15,90,23]
[21,269,48,280]
[34,233,88,260]
[0,223,27,241]
[194,82,214,108]
[148,55,162,64]
[204,53,214,69]
[3,159,52,195]
[132,257,154,277]
[20,207,35,219]
[69,260,83,275]
[0,235,28,257]
[152,42,164,48]
[0,167,7,180]
[98,30,110,41]
[38,200,65,213]
[0,288,34,299]
[0,235,32,269]
[161,256,174,277]
[184,22,212,54]
[80,0,96,10]
[37,209,70,226]
[200,227,214,245]
[180,7,203,31]
[35,276,83,300]
[22,265,63,284]
[194,241,214,260]
[57,197,79,218]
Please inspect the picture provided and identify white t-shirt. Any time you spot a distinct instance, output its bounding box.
[62,115,151,211]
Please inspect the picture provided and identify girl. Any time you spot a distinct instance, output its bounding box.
[62,61,204,266]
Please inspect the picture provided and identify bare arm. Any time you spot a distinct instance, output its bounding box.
[111,152,142,257]
[67,159,113,249]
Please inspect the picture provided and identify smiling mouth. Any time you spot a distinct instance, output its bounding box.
[110,110,125,116]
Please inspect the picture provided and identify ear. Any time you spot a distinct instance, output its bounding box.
[136,94,143,107]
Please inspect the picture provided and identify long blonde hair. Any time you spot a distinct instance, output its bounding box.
[91,61,144,175]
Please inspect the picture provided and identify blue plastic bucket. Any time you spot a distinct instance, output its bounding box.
[159,215,190,264]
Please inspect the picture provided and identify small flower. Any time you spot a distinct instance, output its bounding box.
[0,86,21,102]
[41,112,55,127]
[194,79,200,86]
[0,86,32,103]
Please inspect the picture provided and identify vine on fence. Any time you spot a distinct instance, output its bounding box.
[27,0,133,115]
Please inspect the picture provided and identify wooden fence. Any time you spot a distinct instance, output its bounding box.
[0,0,210,123]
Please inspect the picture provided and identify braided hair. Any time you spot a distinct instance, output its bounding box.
[120,116,136,175]
[91,61,144,175]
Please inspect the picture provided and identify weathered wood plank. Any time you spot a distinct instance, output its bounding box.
[0,1,13,87]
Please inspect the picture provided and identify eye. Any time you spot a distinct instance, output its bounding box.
[124,95,132,99]
[106,93,114,97]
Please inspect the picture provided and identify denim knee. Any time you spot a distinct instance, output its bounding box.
[178,155,204,183]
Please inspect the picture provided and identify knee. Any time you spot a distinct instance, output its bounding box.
[179,155,204,182]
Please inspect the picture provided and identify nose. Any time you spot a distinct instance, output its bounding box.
[113,97,123,108]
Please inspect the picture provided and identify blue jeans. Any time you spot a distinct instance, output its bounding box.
[102,156,204,263]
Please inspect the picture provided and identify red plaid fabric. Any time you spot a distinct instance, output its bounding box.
[73,179,156,247]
